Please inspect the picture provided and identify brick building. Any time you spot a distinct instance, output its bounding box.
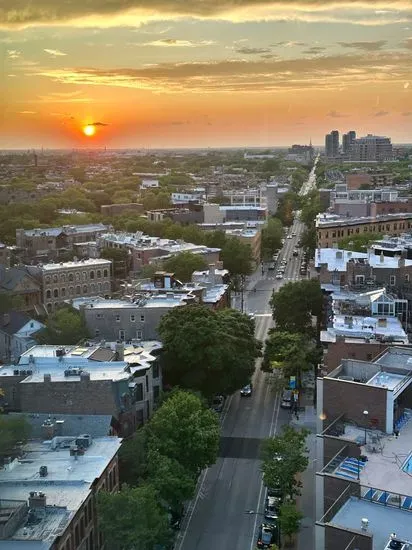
[345,172,394,190]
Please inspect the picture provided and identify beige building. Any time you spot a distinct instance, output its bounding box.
[226,227,262,264]
[40,258,112,311]
[316,213,412,248]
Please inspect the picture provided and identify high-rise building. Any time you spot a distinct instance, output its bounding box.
[350,134,393,162]
[342,130,356,155]
[325,130,339,158]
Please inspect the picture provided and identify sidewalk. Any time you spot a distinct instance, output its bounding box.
[290,399,317,550]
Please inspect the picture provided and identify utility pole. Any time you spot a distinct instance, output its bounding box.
[240,275,245,313]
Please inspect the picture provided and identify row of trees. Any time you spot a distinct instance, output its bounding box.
[98,389,220,549]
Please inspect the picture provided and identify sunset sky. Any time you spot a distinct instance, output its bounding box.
[0,1,411,149]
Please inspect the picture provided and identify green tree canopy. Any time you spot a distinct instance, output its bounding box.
[0,416,31,458]
[275,192,299,227]
[158,305,261,397]
[146,389,220,475]
[163,251,207,282]
[279,502,303,544]
[338,232,383,252]
[98,484,172,550]
[300,190,322,227]
[261,426,309,499]
[261,217,283,261]
[270,280,323,334]
[0,293,24,314]
[36,307,90,345]
[118,428,149,486]
[221,237,254,276]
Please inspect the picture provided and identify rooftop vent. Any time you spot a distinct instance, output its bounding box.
[361,518,369,531]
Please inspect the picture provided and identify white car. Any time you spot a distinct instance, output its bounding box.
[276,273,283,280]
[287,235,292,239]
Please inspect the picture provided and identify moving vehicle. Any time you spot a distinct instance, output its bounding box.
[257,521,280,549]
[292,232,297,237]
[211,395,225,413]
[276,273,283,280]
[240,383,253,397]
[293,249,298,257]
[268,262,276,270]
[287,234,292,239]
[281,389,293,409]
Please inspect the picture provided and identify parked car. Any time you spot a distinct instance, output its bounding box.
[240,383,253,397]
[268,262,276,270]
[211,395,225,413]
[293,249,298,257]
[257,521,280,548]
[264,495,281,520]
[292,232,297,237]
[276,273,283,280]
[281,389,293,409]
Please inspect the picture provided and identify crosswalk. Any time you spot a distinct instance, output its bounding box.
[267,276,301,281]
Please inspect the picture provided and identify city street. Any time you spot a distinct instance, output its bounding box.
[175,221,306,550]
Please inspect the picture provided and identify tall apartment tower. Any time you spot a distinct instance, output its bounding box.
[350,134,393,162]
[342,130,356,155]
[325,130,339,158]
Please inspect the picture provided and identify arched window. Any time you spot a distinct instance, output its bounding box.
[53,289,59,298]
[75,272,80,282]
[69,273,74,282]
[45,275,51,284]
[103,269,108,278]
[97,270,102,279]
[69,286,74,295]
[90,283,96,293]
[98,283,102,292]
[61,274,66,282]
[53,275,58,283]
[83,285,88,293]
[61,288,66,297]
[46,290,51,299]
[90,271,95,280]
[47,303,52,311]
[82,271,87,281]
[103,282,110,291]
[76,285,81,295]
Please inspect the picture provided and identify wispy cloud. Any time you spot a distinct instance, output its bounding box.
[18,110,37,114]
[373,110,389,116]
[236,47,271,55]
[142,38,215,47]
[327,110,349,118]
[7,49,20,59]
[44,48,67,56]
[402,111,412,116]
[338,40,387,50]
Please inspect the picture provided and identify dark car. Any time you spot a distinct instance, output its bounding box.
[268,262,276,270]
[264,495,281,520]
[240,383,253,397]
[257,521,280,548]
[211,395,225,413]
[281,389,293,409]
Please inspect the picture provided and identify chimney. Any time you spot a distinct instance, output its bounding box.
[43,373,51,382]
[28,492,46,509]
[380,251,385,264]
[115,342,124,361]
[208,264,216,284]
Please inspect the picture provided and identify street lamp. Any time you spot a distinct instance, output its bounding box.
[363,410,369,445]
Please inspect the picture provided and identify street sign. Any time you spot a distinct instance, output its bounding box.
[289,376,296,389]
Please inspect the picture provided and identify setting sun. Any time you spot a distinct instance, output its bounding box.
[83,125,96,137]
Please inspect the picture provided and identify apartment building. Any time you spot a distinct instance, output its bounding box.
[0,265,42,312]
[0,434,121,550]
[325,130,340,159]
[316,346,412,550]
[342,131,356,155]
[0,342,162,433]
[98,231,220,273]
[316,213,412,248]
[225,227,262,264]
[345,172,394,190]
[100,202,143,216]
[349,134,393,162]
[16,224,109,262]
[0,311,44,363]
[37,258,112,312]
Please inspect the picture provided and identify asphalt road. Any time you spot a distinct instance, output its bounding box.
[175,222,306,550]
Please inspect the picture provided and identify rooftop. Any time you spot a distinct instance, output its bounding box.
[41,258,111,271]
[316,212,412,229]
[99,232,220,254]
[321,314,408,344]
[330,497,412,550]
[24,224,108,237]
[315,247,412,271]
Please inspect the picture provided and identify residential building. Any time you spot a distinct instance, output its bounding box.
[16,224,109,262]
[219,205,267,222]
[0,311,44,363]
[36,258,112,312]
[0,265,43,313]
[225,227,262,264]
[100,203,144,216]
[325,130,340,159]
[345,172,394,189]
[147,203,204,224]
[98,231,220,273]
[350,134,393,162]
[0,242,10,266]
[140,178,159,189]
[0,434,121,550]
[316,212,412,248]
[171,191,203,204]
[0,341,162,432]
[265,183,279,215]
[315,346,412,550]
[342,131,356,155]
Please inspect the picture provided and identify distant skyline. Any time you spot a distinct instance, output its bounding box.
[0,1,411,149]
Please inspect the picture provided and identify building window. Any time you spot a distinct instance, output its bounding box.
[90,270,95,279]
[45,275,51,283]
[115,314,120,322]
[152,362,159,378]
[355,275,364,285]
[390,275,396,286]
[135,383,144,401]
[61,287,66,297]
[69,286,74,295]
[76,285,81,295]
[83,271,87,281]
[53,275,58,283]
[69,273,74,282]
[130,315,136,322]
[97,270,102,278]
[119,329,125,340]
[95,329,100,337]
[53,289,59,298]
[61,274,66,282]
[96,313,103,319]
[103,269,108,277]
[136,329,143,340]
[98,282,102,292]
[90,283,96,293]
[405,274,410,283]
[47,303,52,311]
[104,281,110,291]
[83,285,88,293]
[140,315,145,322]
[46,290,51,299]
[76,272,80,281]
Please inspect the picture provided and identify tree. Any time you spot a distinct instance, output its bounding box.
[163,251,207,282]
[261,217,283,261]
[0,415,31,458]
[98,484,172,550]
[221,237,253,276]
[0,293,24,313]
[339,232,383,252]
[275,192,298,227]
[36,307,90,345]
[270,280,323,335]
[146,389,220,475]
[158,305,261,397]
[261,426,309,499]
[279,502,303,546]
[118,428,149,486]
[299,225,316,256]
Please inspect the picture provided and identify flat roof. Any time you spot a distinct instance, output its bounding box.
[41,258,111,271]
[315,247,412,271]
[316,212,412,228]
[331,497,412,550]
[323,315,408,343]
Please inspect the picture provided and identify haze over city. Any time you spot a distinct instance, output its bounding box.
[0,0,412,149]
